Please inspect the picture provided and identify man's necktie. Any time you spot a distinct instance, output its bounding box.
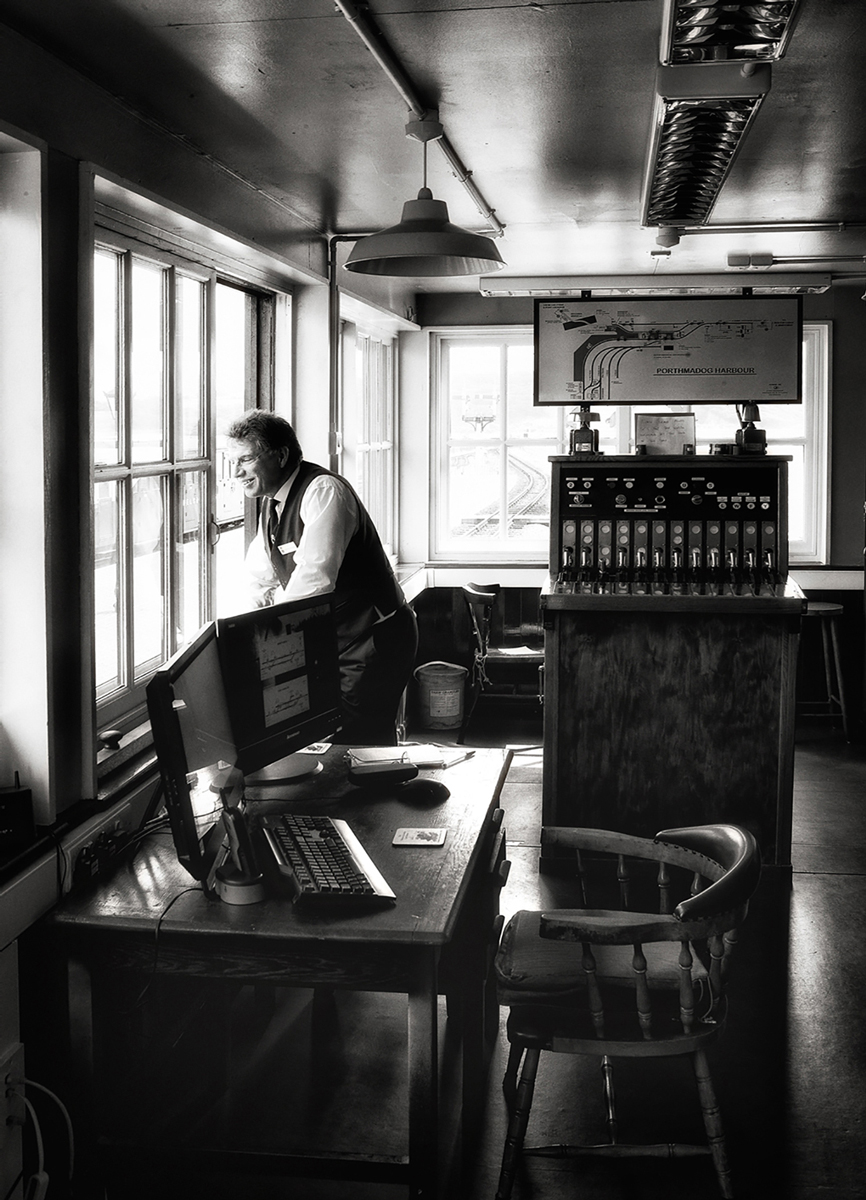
[265,497,279,547]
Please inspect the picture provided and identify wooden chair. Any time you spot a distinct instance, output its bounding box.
[457,583,544,745]
[493,823,761,1199]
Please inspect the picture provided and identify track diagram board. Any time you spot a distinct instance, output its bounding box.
[534,295,802,407]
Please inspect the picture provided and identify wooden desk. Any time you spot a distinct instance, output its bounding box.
[42,747,509,1199]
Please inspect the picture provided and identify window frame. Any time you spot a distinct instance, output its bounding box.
[431,321,831,567]
[431,327,569,563]
[92,232,285,733]
[354,328,397,557]
[790,321,831,564]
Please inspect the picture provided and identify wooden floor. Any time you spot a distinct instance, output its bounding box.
[41,705,866,1199]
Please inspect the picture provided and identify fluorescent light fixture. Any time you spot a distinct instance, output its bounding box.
[661,0,804,66]
[478,273,831,297]
[642,62,771,228]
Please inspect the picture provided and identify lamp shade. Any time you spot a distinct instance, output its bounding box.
[343,189,505,277]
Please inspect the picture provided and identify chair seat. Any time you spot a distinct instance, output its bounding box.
[495,908,709,1007]
[486,645,544,662]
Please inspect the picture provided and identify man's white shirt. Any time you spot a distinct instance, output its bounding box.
[246,467,360,608]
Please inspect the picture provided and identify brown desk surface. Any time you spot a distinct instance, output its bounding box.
[48,744,508,961]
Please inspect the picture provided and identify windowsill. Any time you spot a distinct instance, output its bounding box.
[398,562,864,594]
[96,719,153,778]
[789,567,864,591]
[397,563,549,598]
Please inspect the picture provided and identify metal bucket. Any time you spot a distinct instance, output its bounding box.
[413,661,468,730]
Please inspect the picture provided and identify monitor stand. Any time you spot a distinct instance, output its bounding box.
[243,751,324,786]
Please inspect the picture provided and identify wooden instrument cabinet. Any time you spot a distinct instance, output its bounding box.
[541,456,803,868]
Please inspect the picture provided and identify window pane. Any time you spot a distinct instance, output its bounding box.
[775,442,806,545]
[215,525,248,618]
[597,406,627,453]
[507,344,552,438]
[132,475,166,673]
[94,250,121,466]
[131,259,166,462]
[765,402,806,440]
[435,333,564,559]
[177,471,206,647]
[176,275,205,458]
[215,283,251,428]
[94,479,123,696]
[447,445,502,545]
[694,404,737,448]
[214,283,252,537]
[506,445,551,545]
[448,344,502,439]
[353,333,395,551]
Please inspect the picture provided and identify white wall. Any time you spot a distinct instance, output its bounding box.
[0,146,50,823]
[292,284,332,467]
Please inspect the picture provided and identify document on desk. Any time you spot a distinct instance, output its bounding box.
[348,744,474,769]
[393,828,448,846]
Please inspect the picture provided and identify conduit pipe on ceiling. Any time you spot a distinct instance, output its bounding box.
[675,221,866,236]
[334,0,504,237]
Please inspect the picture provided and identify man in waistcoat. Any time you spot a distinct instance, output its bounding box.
[226,411,418,746]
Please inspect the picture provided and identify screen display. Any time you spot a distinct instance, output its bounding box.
[216,594,342,776]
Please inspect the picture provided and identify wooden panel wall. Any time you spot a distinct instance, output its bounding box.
[542,609,800,864]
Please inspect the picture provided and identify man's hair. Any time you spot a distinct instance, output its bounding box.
[226,411,302,467]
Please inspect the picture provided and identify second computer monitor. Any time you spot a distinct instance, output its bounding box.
[216,593,342,779]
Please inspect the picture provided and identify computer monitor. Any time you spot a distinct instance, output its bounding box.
[146,594,342,891]
[146,620,242,887]
[216,594,342,783]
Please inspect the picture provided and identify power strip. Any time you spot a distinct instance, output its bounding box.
[71,826,135,888]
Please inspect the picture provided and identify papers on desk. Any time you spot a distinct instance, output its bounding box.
[393,828,448,847]
[348,744,475,770]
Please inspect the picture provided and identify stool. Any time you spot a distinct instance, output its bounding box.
[798,601,850,740]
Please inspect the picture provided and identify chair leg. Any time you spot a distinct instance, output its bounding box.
[693,1048,734,1199]
[457,677,482,745]
[601,1054,618,1144]
[828,615,851,740]
[501,1040,523,1111]
[496,1044,541,1200]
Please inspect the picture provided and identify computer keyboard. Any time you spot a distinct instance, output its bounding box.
[260,813,396,905]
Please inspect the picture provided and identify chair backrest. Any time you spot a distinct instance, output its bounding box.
[535,823,761,1036]
[462,582,501,657]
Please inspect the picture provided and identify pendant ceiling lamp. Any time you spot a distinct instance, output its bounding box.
[343,115,505,277]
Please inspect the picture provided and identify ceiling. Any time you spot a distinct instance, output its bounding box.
[3,0,866,295]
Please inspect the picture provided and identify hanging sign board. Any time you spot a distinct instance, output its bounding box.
[534,295,802,406]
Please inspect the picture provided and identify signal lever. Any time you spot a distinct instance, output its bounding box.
[651,546,667,596]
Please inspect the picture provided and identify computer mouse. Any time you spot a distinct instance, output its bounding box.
[399,778,451,806]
